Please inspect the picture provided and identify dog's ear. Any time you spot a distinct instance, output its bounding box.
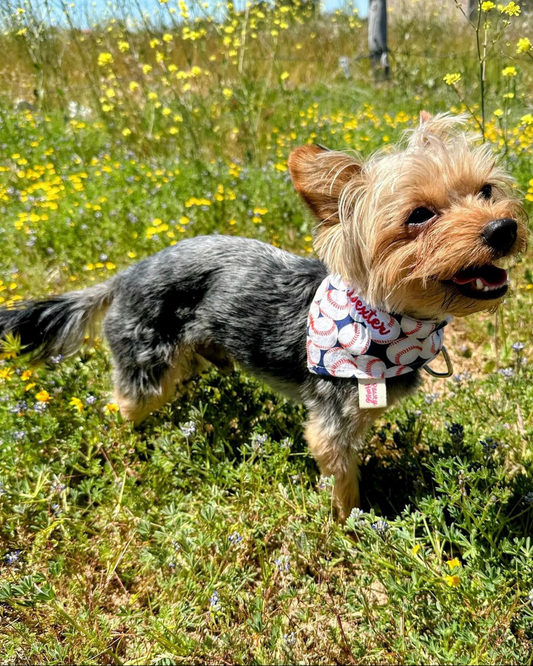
[419,110,433,124]
[288,145,362,225]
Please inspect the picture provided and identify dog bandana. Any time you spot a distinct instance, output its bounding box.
[306,274,450,409]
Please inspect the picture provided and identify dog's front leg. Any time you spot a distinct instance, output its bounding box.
[305,404,385,520]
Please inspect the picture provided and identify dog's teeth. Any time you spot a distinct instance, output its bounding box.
[476,279,483,290]
[483,286,489,292]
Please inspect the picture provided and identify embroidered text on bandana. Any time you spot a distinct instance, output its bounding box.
[306,275,449,408]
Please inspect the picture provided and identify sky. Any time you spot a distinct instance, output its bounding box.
[84,0,370,22]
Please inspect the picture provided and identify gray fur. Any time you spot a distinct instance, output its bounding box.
[0,234,420,410]
[0,234,423,515]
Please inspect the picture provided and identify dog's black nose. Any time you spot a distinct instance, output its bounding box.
[481,218,517,254]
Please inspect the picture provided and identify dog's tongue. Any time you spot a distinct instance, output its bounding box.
[452,265,508,288]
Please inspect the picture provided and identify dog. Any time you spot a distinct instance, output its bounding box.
[0,112,527,519]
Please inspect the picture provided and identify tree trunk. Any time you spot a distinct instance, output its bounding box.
[368,0,389,80]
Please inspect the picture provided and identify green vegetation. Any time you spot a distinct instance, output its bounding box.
[0,0,533,663]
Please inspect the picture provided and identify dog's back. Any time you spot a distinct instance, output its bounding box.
[0,235,326,419]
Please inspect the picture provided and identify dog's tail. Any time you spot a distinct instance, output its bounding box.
[0,278,118,361]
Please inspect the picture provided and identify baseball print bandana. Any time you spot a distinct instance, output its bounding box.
[307,274,450,407]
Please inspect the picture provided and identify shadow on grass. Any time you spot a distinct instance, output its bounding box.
[134,369,533,540]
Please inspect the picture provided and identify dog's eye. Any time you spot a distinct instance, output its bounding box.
[480,184,493,200]
[406,207,435,225]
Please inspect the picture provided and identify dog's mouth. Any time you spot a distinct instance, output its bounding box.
[450,264,508,300]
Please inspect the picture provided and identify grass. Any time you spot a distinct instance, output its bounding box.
[0,0,533,663]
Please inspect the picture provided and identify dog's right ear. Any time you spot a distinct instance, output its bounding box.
[288,145,362,225]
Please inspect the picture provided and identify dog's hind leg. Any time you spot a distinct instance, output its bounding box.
[102,298,196,423]
[111,345,201,424]
[108,337,232,424]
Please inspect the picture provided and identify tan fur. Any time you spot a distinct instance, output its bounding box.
[117,114,527,522]
[289,113,528,320]
[305,406,386,520]
[116,346,211,424]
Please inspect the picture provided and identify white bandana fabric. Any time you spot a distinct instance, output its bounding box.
[307,274,449,380]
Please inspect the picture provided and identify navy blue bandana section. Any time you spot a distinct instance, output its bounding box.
[306,274,450,379]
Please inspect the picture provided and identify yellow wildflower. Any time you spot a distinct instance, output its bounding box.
[447,558,462,570]
[443,73,461,86]
[118,41,130,52]
[517,37,531,53]
[502,66,517,76]
[498,1,521,16]
[35,390,50,403]
[69,397,84,412]
[104,402,119,414]
[481,0,495,9]
[98,52,114,67]
[445,575,461,587]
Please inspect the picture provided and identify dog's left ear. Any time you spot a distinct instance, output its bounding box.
[288,145,362,225]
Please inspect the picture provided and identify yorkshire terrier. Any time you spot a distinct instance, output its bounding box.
[0,113,527,519]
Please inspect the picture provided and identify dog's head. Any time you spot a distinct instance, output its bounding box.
[289,112,528,320]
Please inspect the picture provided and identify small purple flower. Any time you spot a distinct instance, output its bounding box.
[274,555,290,573]
[51,481,66,494]
[371,520,389,537]
[228,532,242,545]
[10,400,28,414]
[50,355,63,364]
[180,421,196,437]
[498,367,514,379]
[12,431,26,441]
[85,395,97,405]
[283,632,296,646]
[512,342,525,352]
[34,402,47,413]
[349,507,365,526]
[252,433,268,451]
[210,590,221,610]
[5,550,21,564]
[447,423,464,444]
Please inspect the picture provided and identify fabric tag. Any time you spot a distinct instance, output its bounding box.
[358,378,387,409]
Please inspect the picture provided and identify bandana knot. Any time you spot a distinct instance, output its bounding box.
[307,274,450,380]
